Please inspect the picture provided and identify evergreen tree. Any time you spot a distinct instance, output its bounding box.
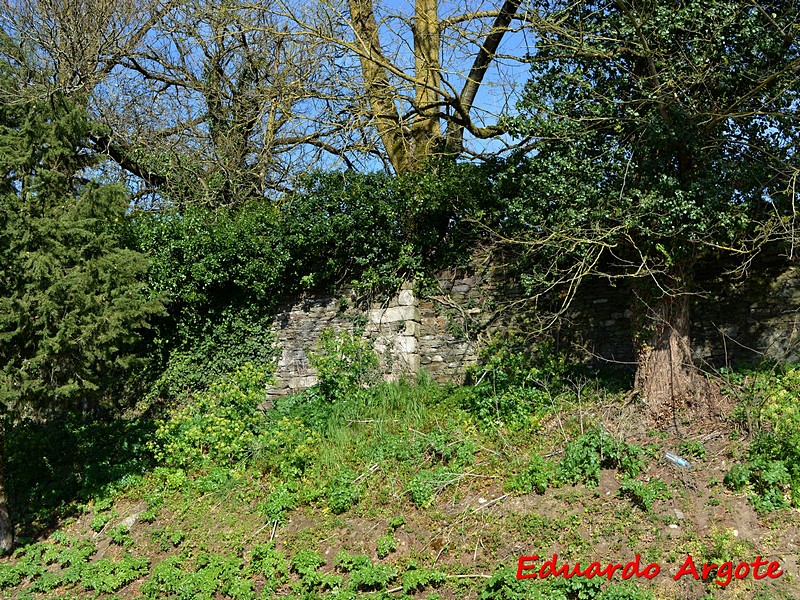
[0,68,163,552]
[503,0,798,418]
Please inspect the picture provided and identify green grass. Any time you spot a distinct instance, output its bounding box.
[2,363,799,599]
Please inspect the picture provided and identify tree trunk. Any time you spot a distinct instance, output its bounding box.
[633,270,713,421]
[0,426,13,554]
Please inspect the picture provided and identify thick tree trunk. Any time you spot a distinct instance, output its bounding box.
[0,427,13,554]
[633,271,713,421]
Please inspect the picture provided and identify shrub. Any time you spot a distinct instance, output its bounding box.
[151,363,271,468]
[723,366,800,511]
[252,416,321,479]
[308,329,379,402]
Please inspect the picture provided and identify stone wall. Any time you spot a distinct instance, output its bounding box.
[266,254,800,398]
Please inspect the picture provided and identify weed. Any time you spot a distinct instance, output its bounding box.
[80,552,150,593]
[258,485,297,524]
[619,478,670,512]
[401,565,446,593]
[506,452,557,494]
[335,551,397,591]
[108,524,134,547]
[407,468,457,508]
[151,526,185,552]
[326,467,361,514]
[376,534,397,558]
[247,542,289,592]
[387,515,406,531]
[90,510,114,532]
[558,429,645,487]
[678,440,707,460]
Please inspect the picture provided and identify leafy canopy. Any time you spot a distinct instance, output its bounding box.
[504,0,799,291]
[0,73,162,414]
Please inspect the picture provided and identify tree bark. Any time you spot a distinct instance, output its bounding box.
[0,426,13,554]
[633,269,713,420]
[348,0,410,173]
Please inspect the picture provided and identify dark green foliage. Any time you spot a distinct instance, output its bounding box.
[130,163,495,399]
[128,203,282,397]
[507,0,798,260]
[5,416,154,538]
[723,464,751,493]
[500,0,800,379]
[0,85,163,415]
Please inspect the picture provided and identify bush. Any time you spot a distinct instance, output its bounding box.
[462,338,572,430]
[506,452,558,495]
[151,363,272,468]
[308,329,379,402]
[723,366,800,511]
[252,417,321,479]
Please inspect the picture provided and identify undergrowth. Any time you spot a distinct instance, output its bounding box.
[2,348,797,599]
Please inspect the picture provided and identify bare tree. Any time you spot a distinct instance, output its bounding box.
[2,0,377,208]
[274,0,534,174]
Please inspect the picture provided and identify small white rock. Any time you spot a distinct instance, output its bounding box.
[669,524,679,529]
[478,497,487,504]
[733,529,739,537]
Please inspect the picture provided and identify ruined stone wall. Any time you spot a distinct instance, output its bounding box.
[266,255,800,398]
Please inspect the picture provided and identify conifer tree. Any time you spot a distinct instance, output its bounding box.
[0,67,162,552]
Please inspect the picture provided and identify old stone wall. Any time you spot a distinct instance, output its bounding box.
[266,255,800,398]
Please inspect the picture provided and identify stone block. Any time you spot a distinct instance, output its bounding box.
[404,321,420,336]
[398,289,416,306]
[369,306,420,323]
[395,335,417,354]
[289,375,318,390]
[404,353,420,372]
